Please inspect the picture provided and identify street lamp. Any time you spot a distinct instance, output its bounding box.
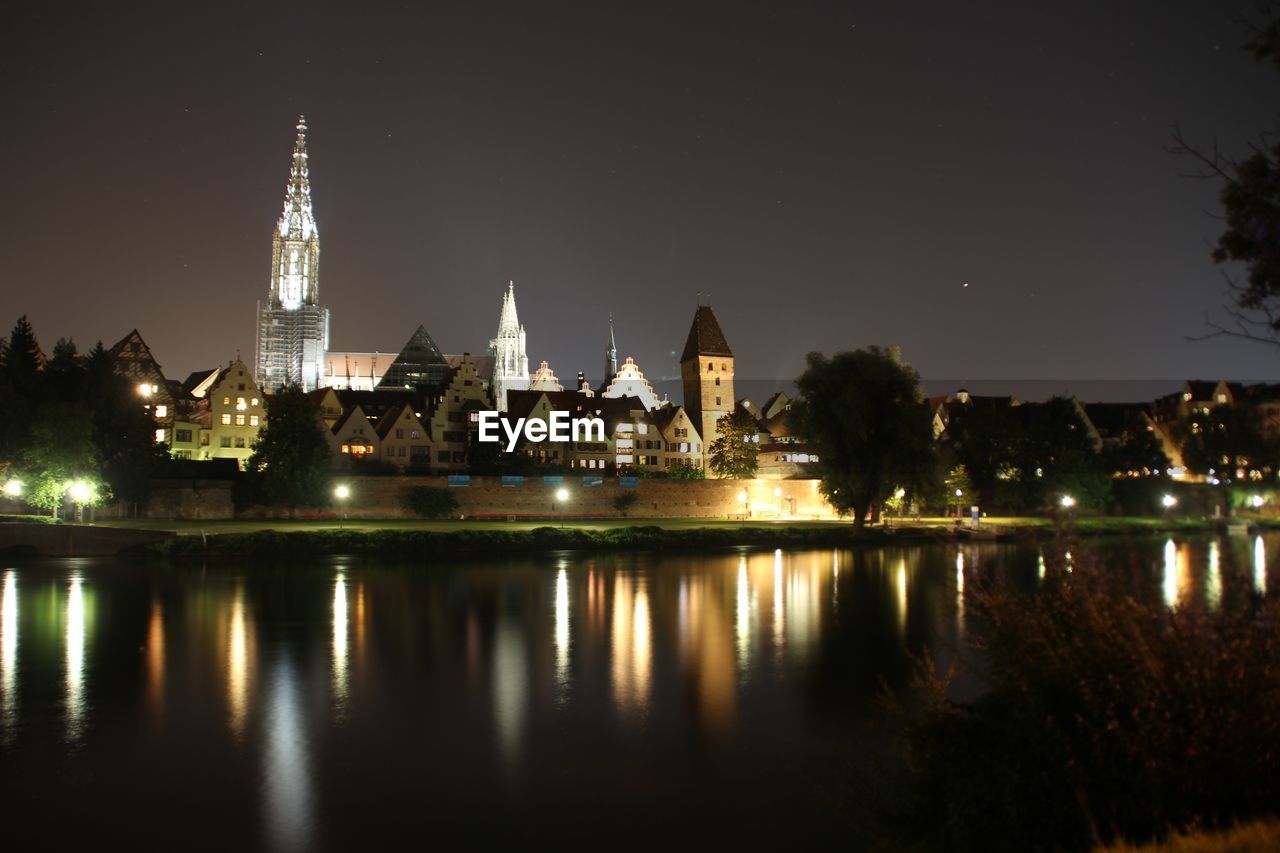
[1252,494,1265,509]
[1,479,20,498]
[68,480,92,523]
[555,487,570,528]
[1060,495,1076,509]
[1161,494,1177,509]
[334,484,350,529]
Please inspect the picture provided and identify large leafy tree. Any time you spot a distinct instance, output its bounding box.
[248,385,332,512]
[22,403,105,515]
[791,348,936,528]
[942,403,1019,505]
[1176,404,1278,502]
[707,409,759,479]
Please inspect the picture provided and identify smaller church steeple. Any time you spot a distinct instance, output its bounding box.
[604,314,618,383]
[488,281,530,410]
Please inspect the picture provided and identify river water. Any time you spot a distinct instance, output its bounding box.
[0,534,1273,850]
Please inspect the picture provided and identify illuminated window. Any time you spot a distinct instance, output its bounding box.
[223,396,230,405]
[249,416,259,427]
[235,414,246,426]
[155,428,166,442]
[341,444,350,454]
[638,423,648,434]
[250,398,259,406]
[221,413,232,425]
[155,405,168,417]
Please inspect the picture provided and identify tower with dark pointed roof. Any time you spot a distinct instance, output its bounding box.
[255,116,331,392]
[679,304,734,460]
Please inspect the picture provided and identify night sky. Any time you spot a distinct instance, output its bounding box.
[2,0,1278,400]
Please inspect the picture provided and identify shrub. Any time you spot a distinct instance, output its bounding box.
[612,491,639,516]
[870,542,1280,850]
[404,486,460,519]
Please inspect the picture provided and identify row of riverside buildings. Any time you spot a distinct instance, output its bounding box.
[102,117,1280,483]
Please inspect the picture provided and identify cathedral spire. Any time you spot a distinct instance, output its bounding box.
[488,281,529,410]
[604,313,618,383]
[279,115,316,242]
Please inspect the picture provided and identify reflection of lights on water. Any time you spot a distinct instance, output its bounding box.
[1,572,16,734]
[332,574,349,706]
[1037,552,1046,580]
[773,549,785,654]
[554,568,570,697]
[736,557,751,673]
[493,623,528,765]
[228,582,250,737]
[263,656,314,853]
[1162,539,1182,609]
[1206,540,1221,610]
[896,559,907,634]
[955,551,965,627]
[611,575,652,719]
[147,600,165,710]
[1256,536,1267,595]
[65,574,85,740]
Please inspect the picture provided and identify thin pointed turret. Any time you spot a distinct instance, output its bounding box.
[604,313,618,383]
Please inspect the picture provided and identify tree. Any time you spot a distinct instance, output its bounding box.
[21,403,106,517]
[1101,426,1171,478]
[708,409,759,479]
[247,386,332,512]
[945,465,973,513]
[1176,404,1278,506]
[405,486,459,518]
[791,348,937,529]
[666,460,706,480]
[1173,9,1280,347]
[612,490,639,517]
[942,403,1019,506]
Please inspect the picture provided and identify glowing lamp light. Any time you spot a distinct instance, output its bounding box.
[1060,495,1076,509]
[1161,494,1177,508]
[2,479,21,497]
[334,484,350,500]
[68,481,92,503]
[137,382,153,397]
[737,491,748,503]
[773,487,782,497]
[1252,494,1265,509]
[955,489,964,497]
[555,488,569,503]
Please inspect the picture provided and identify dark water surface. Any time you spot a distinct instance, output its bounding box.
[0,534,1273,850]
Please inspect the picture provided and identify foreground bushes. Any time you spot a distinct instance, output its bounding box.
[872,546,1280,851]
[404,486,460,519]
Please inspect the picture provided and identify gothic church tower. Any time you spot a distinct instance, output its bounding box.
[255,116,330,392]
[679,304,734,461]
[488,281,529,410]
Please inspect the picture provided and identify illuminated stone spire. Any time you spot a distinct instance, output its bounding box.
[604,314,618,384]
[269,115,320,310]
[488,281,529,410]
[256,116,329,393]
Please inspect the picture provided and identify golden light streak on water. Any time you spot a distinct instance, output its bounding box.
[735,557,751,673]
[1162,539,1182,609]
[147,599,165,712]
[896,559,908,635]
[332,574,349,706]
[553,567,570,698]
[65,574,85,741]
[1,571,16,736]
[1256,536,1267,595]
[955,551,965,628]
[772,549,785,655]
[1206,540,1221,610]
[228,581,251,737]
[610,574,652,720]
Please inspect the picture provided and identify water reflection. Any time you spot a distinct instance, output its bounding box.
[955,551,966,628]
[332,573,349,708]
[1257,536,1268,596]
[611,573,652,721]
[735,557,752,674]
[1,571,15,737]
[65,573,86,741]
[492,622,528,766]
[1162,539,1181,609]
[1206,540,1221,611]
[263,656,314,853]
[896,559,908,634]
[147,600,165,712]
[227,580,254,738]
[553,566,570,701]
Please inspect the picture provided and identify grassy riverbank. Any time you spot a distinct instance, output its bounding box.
[108,515,1278,558]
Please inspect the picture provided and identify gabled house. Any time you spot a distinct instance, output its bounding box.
[328,405,379,463]
[375,403,432,471]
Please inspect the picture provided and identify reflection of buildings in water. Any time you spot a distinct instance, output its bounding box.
[147,599,165,712]
[610,573,652,720]
[1,571,16,735]
[263,656,315,853]
[227,581,255,738]
[678,568,735,734]
[492,621,528,767]
[332,573,349,707]
[1206,540,1222,610]
[1256,536,1268,596]
[65,573,86,741]
[553,567,570,701]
